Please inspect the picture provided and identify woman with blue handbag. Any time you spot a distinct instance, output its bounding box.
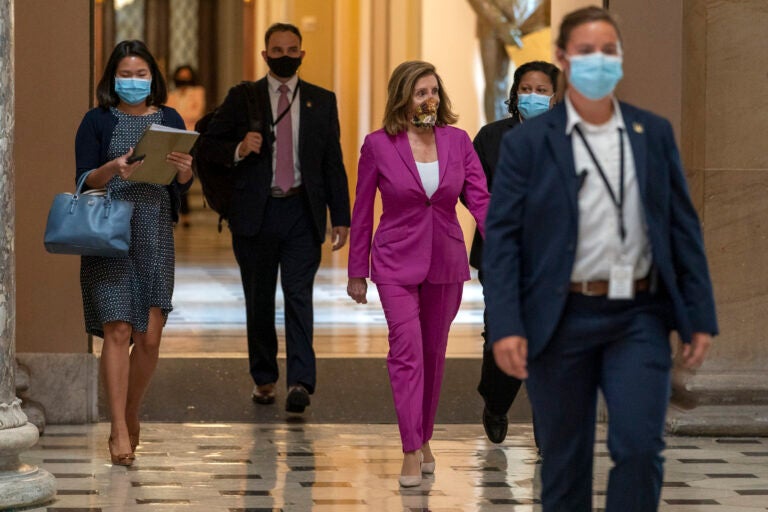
[75,40,193,466]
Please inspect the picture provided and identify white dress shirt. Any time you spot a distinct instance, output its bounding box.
[565,95,652,282]
[235,74,302,188]
[416,160,439,198]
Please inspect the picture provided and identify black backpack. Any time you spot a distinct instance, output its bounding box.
[191,82,262,232]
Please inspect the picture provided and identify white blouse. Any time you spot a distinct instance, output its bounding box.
[416,160,439,198]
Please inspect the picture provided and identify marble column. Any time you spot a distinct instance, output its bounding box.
[0,0,56,507]
[665,0,768,435]
[610,0,768,435]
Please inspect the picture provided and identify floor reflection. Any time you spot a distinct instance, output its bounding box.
[27,423,768,511]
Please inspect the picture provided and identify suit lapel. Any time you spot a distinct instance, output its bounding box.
[297,80,309,163]
[620,103,648,202]
[546,104,579,218]
[435,126,450,191]
[392,131,425,194]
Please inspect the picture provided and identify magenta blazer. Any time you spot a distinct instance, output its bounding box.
[348,126,490,285]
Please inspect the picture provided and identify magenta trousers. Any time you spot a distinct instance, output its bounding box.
[376,281,464,452]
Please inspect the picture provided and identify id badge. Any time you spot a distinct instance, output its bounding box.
[608,264,634,300]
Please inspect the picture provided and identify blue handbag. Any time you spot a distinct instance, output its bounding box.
[44,170,134,257]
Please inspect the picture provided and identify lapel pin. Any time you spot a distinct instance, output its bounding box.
[306,101,313,108]
[633,122,644,134]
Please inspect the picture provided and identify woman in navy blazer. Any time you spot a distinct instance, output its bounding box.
[347,61,489,487]
[75,41,193,466]
[484,7,717,511]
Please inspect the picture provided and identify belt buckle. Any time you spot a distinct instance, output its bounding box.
[580,281,601,297]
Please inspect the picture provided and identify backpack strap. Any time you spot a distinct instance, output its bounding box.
[240,81,264,133]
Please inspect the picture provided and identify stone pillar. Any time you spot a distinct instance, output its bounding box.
[610,0,768,435]
[666,0,768,435]
[0,0,56,507]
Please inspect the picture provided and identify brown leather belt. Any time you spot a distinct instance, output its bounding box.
[569,277,649,296]
[270,185,304,198]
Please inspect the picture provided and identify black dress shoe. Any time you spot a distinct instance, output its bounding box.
[286,384,310,413]
[482,406,508,444]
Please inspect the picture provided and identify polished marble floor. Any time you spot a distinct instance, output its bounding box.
[43,197,768,511]
[22,423,768,512]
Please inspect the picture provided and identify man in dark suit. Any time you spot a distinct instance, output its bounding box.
[483,7,717,511]
[198,23,350,413]
[471,61,559,445]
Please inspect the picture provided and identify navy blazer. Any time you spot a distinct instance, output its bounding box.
[197,77,350,241]
[74,106,192,222]
[483,101,718,359]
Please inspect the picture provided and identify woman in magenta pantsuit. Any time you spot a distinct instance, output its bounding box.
[347,61,490,487]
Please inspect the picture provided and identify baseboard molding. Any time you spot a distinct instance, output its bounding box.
[16,353,98,424]
[666,404,768,436]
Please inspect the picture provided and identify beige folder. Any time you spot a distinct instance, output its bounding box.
[127,123,199,185]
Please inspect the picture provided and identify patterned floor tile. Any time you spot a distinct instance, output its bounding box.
[11,423,768,511]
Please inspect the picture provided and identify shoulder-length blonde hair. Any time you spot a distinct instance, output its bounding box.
[382,61,458,135]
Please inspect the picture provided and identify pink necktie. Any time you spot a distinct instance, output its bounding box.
[275,84,294,193]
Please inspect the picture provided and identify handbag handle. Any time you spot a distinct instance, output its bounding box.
[73,169,114,218]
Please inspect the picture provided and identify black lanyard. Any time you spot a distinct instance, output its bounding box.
[271,82,300,129]
[573,125,626,242]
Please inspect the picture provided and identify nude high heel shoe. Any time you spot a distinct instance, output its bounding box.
[129,429,140,453]
[399,452,422,487]
[421,445,435,474]
[127,414,140,452]
[108,437,135,466]
[398,474,422,487]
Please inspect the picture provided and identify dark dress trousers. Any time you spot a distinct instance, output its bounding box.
[198,77,350,393]
[471,117,524,417]
[483,101,718,511]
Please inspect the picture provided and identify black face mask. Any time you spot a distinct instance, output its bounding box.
[266,56,302,78]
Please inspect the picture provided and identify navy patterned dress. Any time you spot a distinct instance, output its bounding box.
[80,108,175,337]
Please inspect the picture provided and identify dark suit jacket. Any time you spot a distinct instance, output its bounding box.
[197,77,350,240]
[469,116,520,269]
[483,101,718,359]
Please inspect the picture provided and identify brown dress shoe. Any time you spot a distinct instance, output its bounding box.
[252,383,276,404]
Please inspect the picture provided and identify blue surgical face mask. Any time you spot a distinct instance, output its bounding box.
[567,52,623,100]
[517,93,552,119]
[114,77,152,105]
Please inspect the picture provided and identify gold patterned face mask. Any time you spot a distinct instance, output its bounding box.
[411,97,439,128]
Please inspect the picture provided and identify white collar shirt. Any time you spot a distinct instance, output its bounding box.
[565,94,652,282]
[266,73,302,187]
